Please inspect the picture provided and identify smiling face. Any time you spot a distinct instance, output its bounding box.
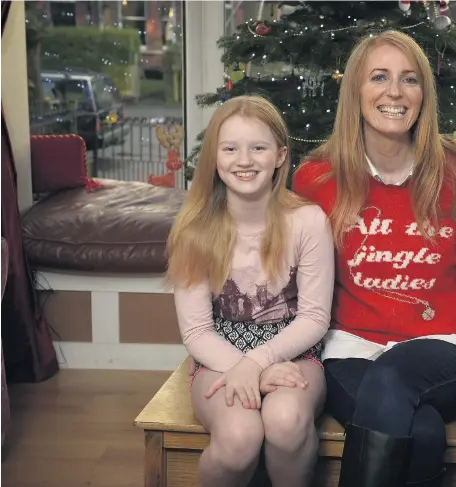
[360,43,423,139]
[216,114,286,200]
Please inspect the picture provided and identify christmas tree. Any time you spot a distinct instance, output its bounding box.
[185,1,455,181]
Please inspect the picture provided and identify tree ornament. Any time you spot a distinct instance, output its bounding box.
[434,15,451,29]
[221,72,233,94]
[247,22,272,37]
[398,0,411,13]
[434,0,452,29]
[255,23,272,36]
[301,69,327,98]
[435,39,447,76]
[332,70,343,84]
[440,0,450,14]
[226,62,245,85]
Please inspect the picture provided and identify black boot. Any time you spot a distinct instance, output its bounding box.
[407,469,446,486]
[338,423,413,487]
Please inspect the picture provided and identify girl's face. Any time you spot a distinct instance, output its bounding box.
[360,43,423,139]
[216,115,286,201]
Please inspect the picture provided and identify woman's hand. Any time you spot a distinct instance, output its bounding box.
[260,361,308,395]
[205,357,263,409]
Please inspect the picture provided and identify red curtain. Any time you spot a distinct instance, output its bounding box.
[1,0,58,382]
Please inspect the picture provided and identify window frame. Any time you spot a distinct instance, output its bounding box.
[184,1,224,185]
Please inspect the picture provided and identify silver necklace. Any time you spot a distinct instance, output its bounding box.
[348,206,435,321]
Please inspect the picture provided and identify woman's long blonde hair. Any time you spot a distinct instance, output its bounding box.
[306,30,456,247]
[167,95,307,291]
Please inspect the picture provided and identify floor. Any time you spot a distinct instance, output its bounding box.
[1,369,171,487]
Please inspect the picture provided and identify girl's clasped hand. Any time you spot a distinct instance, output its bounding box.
[205,358,308,409]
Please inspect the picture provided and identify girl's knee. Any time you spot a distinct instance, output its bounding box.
[262,394,317,453]
[211,415,264,470]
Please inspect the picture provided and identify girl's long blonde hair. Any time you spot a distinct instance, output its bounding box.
[306,30,456,247]
[167,95,307,291]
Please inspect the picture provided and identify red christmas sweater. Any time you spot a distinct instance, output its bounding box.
[293,160,456,345]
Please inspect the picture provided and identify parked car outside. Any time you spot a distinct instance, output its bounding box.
[39,70,129,149]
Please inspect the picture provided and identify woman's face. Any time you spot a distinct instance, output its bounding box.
[360,43,423,139]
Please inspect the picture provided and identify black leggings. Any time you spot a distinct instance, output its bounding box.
[324,339,456,482]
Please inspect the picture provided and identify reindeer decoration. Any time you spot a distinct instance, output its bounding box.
[148,124,184,188]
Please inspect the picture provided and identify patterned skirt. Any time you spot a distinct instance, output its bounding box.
[193,316,323,375]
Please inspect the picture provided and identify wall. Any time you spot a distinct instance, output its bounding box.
[1,0,33,212]
[35,271,187,370]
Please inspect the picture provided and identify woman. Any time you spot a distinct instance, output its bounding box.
[293,31,456,487]
[168,95,334,487]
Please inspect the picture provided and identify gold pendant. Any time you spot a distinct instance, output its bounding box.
[422,307,435,321]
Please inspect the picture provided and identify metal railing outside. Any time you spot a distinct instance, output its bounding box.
[29,105,79,136]
[91,116,185,189]
[29,108,186,189]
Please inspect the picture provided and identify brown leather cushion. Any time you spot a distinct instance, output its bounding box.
[21,179,186,273]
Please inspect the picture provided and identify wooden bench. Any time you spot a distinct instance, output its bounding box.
[134,358,456,487]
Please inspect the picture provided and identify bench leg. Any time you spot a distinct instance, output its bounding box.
[145,431,164,487]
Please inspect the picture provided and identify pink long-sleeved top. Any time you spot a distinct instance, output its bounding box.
[173,204,335,372]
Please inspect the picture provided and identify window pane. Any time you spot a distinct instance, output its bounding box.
[122,18,146,46]
[122,0,145,19]
[50,1,76,27]
[40,77,90,110]
[42,79,60,103]
[92,77,121,109]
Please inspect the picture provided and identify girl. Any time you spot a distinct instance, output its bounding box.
[293,31,456,487]
[167,95,334,487]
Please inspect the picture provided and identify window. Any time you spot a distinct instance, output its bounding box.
[91,77,121,110]
[121,0,145,18]
[120,0,147,46]
[159,3,177,45]
[122,18,147,45]
[41,77,90,110]
[26,0,190,189]
[50,1,76,27]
